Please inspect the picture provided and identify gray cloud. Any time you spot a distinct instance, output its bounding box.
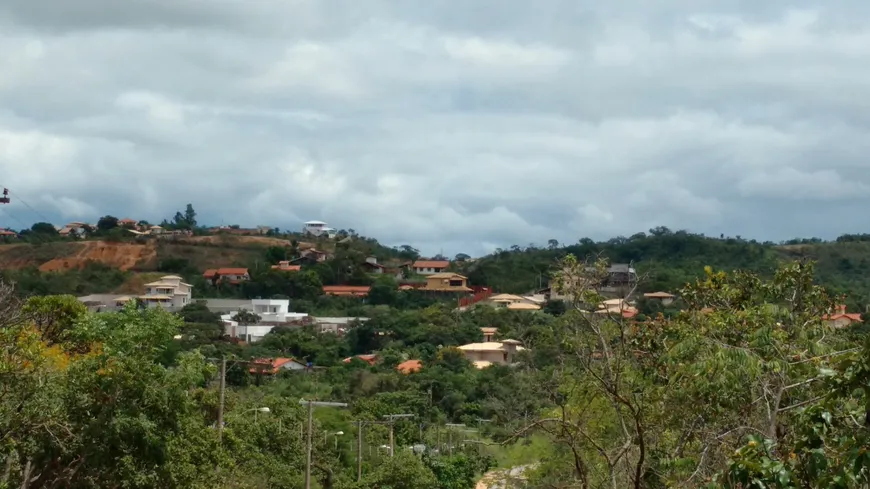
[1,0,869,256]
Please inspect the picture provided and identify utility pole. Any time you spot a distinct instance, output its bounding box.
[356,421,363,482]
[382,414,415,457]
[300,399,348,489]
[445,423,465,456]
[217,357,226,444]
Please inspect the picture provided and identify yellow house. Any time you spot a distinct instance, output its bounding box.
[422,272,472,292]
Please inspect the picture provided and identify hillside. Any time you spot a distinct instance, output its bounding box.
[461,230,870,307]
[0,235,307,272]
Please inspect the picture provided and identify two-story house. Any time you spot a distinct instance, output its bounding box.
[135,275,192,309]
[421,272,472,292]
[363,256,385,274]
[412,260,450,275]
[302,220,337,238]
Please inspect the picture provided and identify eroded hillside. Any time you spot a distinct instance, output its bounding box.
[0,235,306,272]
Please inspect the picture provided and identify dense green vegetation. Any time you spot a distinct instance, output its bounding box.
[463,227,870,310]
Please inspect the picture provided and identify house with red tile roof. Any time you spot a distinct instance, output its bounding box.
[823,304,863,328]
[0,229,18,238]
[248,357,308,375]
[271,261,302,272]
[323,285,371,297]
[203,268,250,285]
[342,354,378,366]
[411,260,450,275]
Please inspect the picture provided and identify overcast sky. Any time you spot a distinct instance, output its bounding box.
[1,1,869,256]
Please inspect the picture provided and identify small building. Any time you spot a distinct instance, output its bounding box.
[422,273,472,293]
[457,340,525,369]
[249,357,308,375]
[480,327,498,342]
[823,304,863,328]
[507,302,541,311]
[412,260,450,275]
[643,291,676,306]
[323,285,371,297]
[343,354,378,366]
[203,267,250,285]
[363,256,385,274]
[0,229,17,238]
[272,261,302,272]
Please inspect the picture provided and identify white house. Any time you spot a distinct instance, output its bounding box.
[303,220,337,238]
[222,299,309,342]
[119,275,192,309]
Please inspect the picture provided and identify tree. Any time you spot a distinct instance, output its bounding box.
[30,222,57,235]
[232,309,261,325]
[96,215,119,231]
[184,203,197,227]
[21,294,88,347]
[454,253,471,262]
[547,239,559,250]
[516,257,842,488]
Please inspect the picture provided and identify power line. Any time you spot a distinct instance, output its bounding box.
[1,186,53,224]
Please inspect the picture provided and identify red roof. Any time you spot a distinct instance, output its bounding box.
[203,269,218,278]
[413,260,449,269]
[343,354,378,365]
[396,359,422,374]
[323,285,371,297]
[217,268,249,275]
[248,357,303,374]
[272,262,302,272]
[0,229,17,236]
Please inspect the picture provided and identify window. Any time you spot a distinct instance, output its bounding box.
[449,279,463,287]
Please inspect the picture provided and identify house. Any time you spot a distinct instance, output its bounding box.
[823,304,863,328]
[457,340,525,369]
[272,261,302,272]
[203,267,250,285]
[149,225,164,235]
[343,354,378,366]
[221,299,310,342]
[480,327,499,342]
[485,294,541,310]
[396,359,422,374]
[290,248,329,265]
[118,218,139,229]
[363,256,385,274]
[58,222,88,238]
[412,260,450,275]
[507,302,541,311]
[643,291,676,306]
[323,285,371,297]
[543,263,639,301]
[594,298,638,319]
[248,357,308,375]
[303,220,337,238]
[0,229,17,238]
[120,275,192,309]
[421,273,472,292]
[314,316,369,334]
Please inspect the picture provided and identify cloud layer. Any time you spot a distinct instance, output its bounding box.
[1,1,869,256]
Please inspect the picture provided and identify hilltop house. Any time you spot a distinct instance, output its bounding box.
[412,260,449,275]
[114,275,192,309]
[303,220,336,238]
[58,222,89,238]
[0,229,17,239]
[421,272,472,293]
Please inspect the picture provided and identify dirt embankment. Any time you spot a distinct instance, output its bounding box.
[0,235,316,273]
[38,241,157,272]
